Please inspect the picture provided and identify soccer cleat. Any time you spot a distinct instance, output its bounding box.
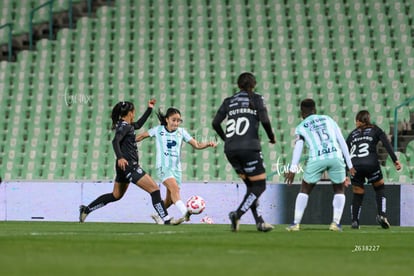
[151,213,164,225]
[376,215,390,229]
[170,217,186,225]
[257,222,274,232]
[286,223,300,231]
[329,222,342,232]
[351,220,360,229]
[164,217,177,225]
[229,211,240,232]
[79,205,89,223]
[184,211,191,222]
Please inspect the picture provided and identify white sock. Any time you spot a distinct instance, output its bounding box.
[175,200,188,216]
[332,194,346,224]
[293,193,309,224]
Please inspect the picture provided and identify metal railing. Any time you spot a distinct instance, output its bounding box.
[29,0,55,50]
[0,23,13,61]
[393,96,414,150]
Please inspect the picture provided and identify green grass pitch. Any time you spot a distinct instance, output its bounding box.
[1,221,413,276]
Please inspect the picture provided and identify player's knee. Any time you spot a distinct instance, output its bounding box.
[373,183,385,192]
[352,185,365,194]
[250,179,266,197]
[111,192,122,201]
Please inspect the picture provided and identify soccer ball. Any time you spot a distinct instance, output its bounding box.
[186,195,206,214]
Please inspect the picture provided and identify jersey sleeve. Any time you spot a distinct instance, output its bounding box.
[212,100,228,141]
[147,126,158,137]
[333,121,353,169]
[112,125,130,159]
[255,94,275,141]
[289,137,304,172]
[182,128,193,143]
[377,127,398,162]
[132,107,152,130]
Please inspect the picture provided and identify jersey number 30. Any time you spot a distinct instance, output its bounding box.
[226,117,250,138]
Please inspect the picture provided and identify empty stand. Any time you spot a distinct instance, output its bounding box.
[0,0,413,182]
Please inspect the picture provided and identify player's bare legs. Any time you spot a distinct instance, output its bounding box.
[161,178,188,224]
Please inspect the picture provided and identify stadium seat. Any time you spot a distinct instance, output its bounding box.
[0,0,413,182]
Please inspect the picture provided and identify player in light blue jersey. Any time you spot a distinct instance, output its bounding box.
[137,107,216,224]
[285,98,356,231]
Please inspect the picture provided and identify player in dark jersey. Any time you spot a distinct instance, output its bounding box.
[212,72,276,232]
[346,110,401,229]
[79,99,175,224]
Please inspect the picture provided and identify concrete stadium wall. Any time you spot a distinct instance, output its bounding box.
[0,181,413,226]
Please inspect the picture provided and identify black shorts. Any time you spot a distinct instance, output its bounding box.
[351,163,383,186]
[115,162,146,184]
[225,150,265,176]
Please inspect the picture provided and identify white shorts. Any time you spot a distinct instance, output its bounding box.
[156,167,183,186]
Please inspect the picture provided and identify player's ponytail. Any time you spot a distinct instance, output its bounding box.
[237,72,257,110]
[157,107,181,126]
[355,110,373,128]
[111,101,135,129]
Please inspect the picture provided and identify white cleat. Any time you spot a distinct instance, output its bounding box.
[286,223,300,231]
[151,213,164,225]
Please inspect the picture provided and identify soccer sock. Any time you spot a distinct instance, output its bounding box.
[351,193,364,222]
[236,179,266,218]
[374,185,386,216]
[236,192,257,218]
[332,194,346,224]
[293,193,308,224]
[175,200,188,216]
[250,199,264,224]
[87,193,117,213]
[242,178,264,224]
[150,190,171,221]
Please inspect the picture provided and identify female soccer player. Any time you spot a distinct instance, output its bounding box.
[136,107,216,224]
[79,99,175,224]
[346,110,401,229]
[212,72,276,232]
[284,98,356,232]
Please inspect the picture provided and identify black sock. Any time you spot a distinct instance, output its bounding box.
[250,200,264,224]
[374,185,386,216]
[351,193,364,222]
[87,193,117,213]
[242,178,265,224]
[236,191,256,218]
[236,179,266,219]
[150,190,169,219]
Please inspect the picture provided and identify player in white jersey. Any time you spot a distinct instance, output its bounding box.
[285,98,356,231]
[137,107,216,224]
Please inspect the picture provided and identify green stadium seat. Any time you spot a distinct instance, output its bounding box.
[0,0,413,182]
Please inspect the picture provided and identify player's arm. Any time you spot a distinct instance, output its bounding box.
[378,128,401,170]
[136,131,150,142]
[256,95,276,144]
[212,103,227,141]
[188,138,217,150]
[112,127,129,170]
[132,99,156,130]
[285,136,304,185]
[334,125,356,176]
